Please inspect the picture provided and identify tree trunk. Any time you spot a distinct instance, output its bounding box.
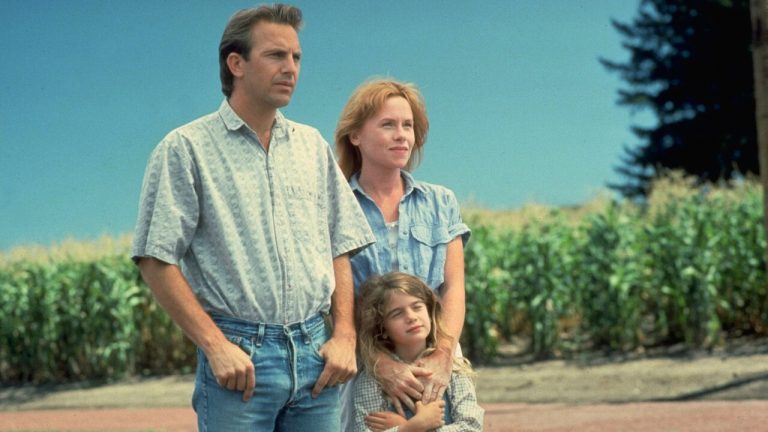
[751,0,768,274]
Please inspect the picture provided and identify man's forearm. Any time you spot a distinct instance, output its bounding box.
[138,257,227,353]
[331,254,356,340]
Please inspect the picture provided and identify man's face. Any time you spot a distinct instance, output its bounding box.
[235,21,301,110]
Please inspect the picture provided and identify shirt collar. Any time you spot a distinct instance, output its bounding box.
[218,100,290,140]
[350,170,425,198]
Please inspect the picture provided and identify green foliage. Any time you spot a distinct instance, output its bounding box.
[0,178,765,379]
[0,256,194,384]
[461,178,766,363]
[572,203,647,351]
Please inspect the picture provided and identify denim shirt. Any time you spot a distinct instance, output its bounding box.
[349,171,470,293]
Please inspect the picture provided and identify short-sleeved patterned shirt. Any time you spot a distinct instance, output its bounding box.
[349,171,470,293]
[352,369,484,431]
[131,101,375,324]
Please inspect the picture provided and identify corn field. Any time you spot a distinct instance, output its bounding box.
[1,175,766,383]
[462,176,767,362]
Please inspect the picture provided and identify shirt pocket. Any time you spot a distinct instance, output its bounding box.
[410,224,452,289]
[284,183,323,247]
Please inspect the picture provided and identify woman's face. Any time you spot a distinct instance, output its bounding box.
[351,96,415,173]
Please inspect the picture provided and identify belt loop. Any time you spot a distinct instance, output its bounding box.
[300,320,311,345]
[255,322,265,347]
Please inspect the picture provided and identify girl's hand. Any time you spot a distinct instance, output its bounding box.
[376,354,432,415]
[411,400,446,431]
[365,411,406,431]
[417,348,452,403]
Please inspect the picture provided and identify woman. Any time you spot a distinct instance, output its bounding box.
[335,78,470,428]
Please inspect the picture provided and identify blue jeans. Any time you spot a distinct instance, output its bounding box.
[192,313,340,431]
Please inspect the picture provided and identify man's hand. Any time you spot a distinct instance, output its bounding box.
[138,257,255,402]
[205,340,256,401]
[312,334,357,398]
[364,411,406,432]
[418,348,452,403]
[376,354,432,416]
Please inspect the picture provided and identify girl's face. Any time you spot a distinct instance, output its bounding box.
[382,290,431,360]
[350,96,415,174]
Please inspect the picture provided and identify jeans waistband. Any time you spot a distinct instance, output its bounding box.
[211,313,326,340]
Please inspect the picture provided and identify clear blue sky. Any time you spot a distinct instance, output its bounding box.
[1,0,642,251]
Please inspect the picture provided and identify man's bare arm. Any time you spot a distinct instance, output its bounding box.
[312,254,357,397]
[138,257,255,401]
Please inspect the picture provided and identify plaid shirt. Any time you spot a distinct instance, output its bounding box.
[352,369,484,431]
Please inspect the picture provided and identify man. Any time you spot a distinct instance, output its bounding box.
[131,4,374,430]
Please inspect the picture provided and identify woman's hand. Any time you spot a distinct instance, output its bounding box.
[417,348,452,403]
[376,353,433,415]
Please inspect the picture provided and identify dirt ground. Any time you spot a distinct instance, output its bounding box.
[2,337,768,431]
[476,336,768,404]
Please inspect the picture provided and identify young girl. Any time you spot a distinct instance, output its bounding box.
[354,272,483,431]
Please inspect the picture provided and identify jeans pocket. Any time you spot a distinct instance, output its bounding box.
[225,334,254,357]
[307,325,330,361]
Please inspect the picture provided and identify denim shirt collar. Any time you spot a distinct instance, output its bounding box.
[349,170,426,201]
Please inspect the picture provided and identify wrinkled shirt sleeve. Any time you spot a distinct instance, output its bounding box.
[445,188,470,247]
[131,133,199,266]
[323,143,375,258]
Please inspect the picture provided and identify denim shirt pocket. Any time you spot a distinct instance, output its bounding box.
[410,224,452,289]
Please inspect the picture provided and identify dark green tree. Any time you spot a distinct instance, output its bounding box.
[603,0,759,197]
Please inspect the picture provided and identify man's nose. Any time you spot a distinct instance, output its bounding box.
[283,56,298,74]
